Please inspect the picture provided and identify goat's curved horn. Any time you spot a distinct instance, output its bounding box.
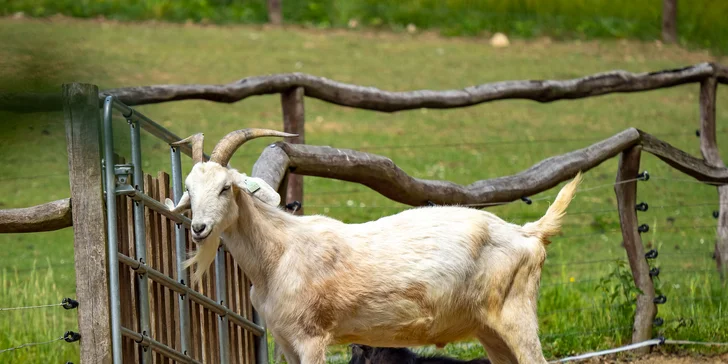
[171,133,205,163]
[210,128,297,166]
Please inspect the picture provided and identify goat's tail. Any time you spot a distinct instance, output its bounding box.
[522,172,583,245]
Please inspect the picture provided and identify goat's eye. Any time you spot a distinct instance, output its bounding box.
[220,185,231,195]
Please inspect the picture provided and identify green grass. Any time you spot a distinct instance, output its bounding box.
[1,16,728,363]
[2,0,728,54]
[0,261,80,363]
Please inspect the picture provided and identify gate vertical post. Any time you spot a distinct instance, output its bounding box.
[281,87,305,215]
[129,116,153,363]
[63,83,114,364]
[253,309,269,364]
[171,146,192,355]
[615,146,657,352]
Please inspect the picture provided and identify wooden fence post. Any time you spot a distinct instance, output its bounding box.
[273,86,305,362]
[63,83,113,364]
[281,87,305,216]
[615,146,657,352]
[662,0,678,43]
[698,77,727,281]
[267,0,282,25]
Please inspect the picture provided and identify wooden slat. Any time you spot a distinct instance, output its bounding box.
[126,195,141,363]
[117,192,134,362]
[229,253,244,364]
[225,253,236,364]
[246,276,255,364]
[158,172,178,361]
[152,174,171,363]
[230,256,241,364]
[206,263,220,363]
[189,232,203,361]
[143,174,160,364]
[115,155,137,363]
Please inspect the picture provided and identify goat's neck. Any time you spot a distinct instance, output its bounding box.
[222,190,295,293]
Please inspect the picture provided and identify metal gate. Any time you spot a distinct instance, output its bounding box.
[101,96,267,363]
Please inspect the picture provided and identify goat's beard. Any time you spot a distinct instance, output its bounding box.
[183,231,221,286]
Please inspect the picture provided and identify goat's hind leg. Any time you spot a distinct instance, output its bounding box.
[477,310,547,364]
[476,328,517,364]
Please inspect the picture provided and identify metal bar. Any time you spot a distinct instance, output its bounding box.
[102,96,124,364]
[215,247,230,363]
[121,327,202,364]
[129,116,152,364]
[116,184,191,226]
[111,99,210,161]
[171,146,192,356]
[253,308,269,364]
[117,252,265,337]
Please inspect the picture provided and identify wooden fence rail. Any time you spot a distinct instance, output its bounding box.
[100,63,728,110]
[4,127,728,220]
[3,63,727,113]
[5,127,727,230]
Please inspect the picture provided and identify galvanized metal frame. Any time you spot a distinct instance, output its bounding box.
[115,251,264,336]
[128,113,153,364]
[102,96,124,364]
[121,327,203,364]
[102,96,267,364]
[171,146,193,356]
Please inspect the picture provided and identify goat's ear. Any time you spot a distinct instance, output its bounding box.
[165,191,191,213]
[233,173,281,207]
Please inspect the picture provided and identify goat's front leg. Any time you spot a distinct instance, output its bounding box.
[293,335,330,364]
[271,332,300,364]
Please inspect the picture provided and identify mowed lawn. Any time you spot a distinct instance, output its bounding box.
[1,17,727,363]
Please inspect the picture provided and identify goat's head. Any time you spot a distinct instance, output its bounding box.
[166,128,296,282]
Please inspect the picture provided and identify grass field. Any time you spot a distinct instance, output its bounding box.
[1,16,728,363]
[3,0,728,54]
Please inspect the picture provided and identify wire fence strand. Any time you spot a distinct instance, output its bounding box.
[0,302,64,311]
[550,339,663,363]
[0,336,64,354]
[664,339,728,347]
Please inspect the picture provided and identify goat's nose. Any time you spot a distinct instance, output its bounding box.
[192,223,206,234]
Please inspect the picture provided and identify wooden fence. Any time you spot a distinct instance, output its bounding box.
[1,63,727,360]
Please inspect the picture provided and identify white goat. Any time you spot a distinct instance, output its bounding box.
[166,128,583,364]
